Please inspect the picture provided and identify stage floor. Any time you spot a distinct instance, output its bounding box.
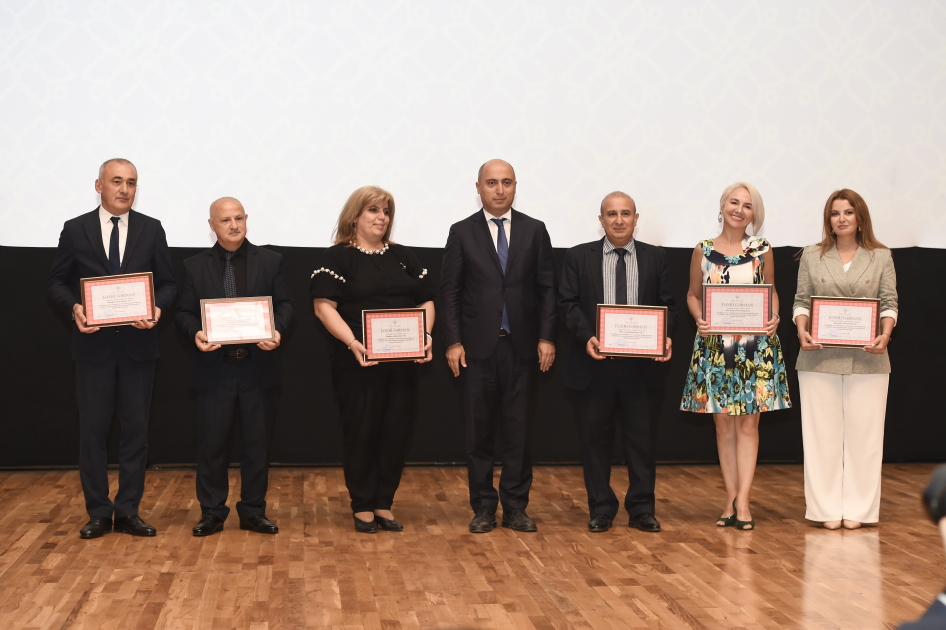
[0,464,940,629]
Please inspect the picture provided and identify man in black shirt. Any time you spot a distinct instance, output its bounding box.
[175,197,293,536]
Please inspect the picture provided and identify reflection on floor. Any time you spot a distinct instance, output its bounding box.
[0,464,941,629]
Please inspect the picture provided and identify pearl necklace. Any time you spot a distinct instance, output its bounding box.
[352,241,388,255]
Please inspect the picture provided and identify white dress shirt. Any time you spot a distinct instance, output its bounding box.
[99,205,129,265]
[483,208,512,251]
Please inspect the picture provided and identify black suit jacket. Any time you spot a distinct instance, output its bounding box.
[440,209,557,360]
[47,208,178,362]
[175,240,294,389]
[558,238,677,390]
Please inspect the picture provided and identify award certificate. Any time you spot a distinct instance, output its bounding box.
[595,305,667,358]
[201,297,275,345]
[362,308,427,362]
[702,284,772,335]
[809,296,880,348]
[80,272,155,327]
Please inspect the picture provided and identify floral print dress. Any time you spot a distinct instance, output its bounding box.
[680,236,792,415]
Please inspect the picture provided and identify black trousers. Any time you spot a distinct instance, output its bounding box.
[332,361,417,513]
[195,358,274,521]
[573,359,656,520]
[75,348,155,519]
[462,336,536,512]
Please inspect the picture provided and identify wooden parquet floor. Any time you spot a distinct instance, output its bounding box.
[0,464,941,630]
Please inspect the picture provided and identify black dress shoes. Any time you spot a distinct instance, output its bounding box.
[632,513,661,533]
[502,509,537,532]
[469,508,497,533]
[353,515,377,533]
[193,514,224,537]
[374,515,403,531]
[80,516,112,539]
[114,515,157,537]
[240,515,279,534]
[588,514,613,533]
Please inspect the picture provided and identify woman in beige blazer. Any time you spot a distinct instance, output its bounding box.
[793,189,897,530]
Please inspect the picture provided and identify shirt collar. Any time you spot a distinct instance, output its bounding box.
[214,238,248,258]
[483,207,512,224]
[99,205,129,225]
[603,238,635,254]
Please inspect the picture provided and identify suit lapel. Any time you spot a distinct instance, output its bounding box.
[823,247,847,295]
[590,239,605,304]
[206,249,224,297]
[473,212,504,276]
[246,242,260,294]
[84,209,112,272]
[634,241,650,304]
[120,210,144,273]
[504,210,523,276]
[846,246,871,293]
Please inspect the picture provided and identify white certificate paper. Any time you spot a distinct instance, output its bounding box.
[596,305,666,356]
[814,304,875,342]
[202,298,274,344]
[709,292,765,329]
[362,309,427,361]
[89,281,149,320]
[368,316,422,354]
[602,312,658,350]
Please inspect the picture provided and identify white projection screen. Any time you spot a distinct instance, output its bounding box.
[1,0,945,249]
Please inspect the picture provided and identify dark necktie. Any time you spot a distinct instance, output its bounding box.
[223,251,237,298]
[615,248,627,305]
[108,216,121,275]
[491,218,511,333]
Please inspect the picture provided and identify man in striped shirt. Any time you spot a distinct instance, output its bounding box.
[557,192,677,533]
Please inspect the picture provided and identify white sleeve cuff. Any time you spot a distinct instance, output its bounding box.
[879,310,898,325]
[792,307,810,324]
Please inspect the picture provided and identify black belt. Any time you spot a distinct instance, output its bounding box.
[223,349,250,359]
[499,329,509,337]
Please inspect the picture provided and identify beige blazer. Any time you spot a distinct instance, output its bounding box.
[792,244,898,374]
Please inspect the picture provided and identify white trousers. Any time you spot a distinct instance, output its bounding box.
[798,371,889,523]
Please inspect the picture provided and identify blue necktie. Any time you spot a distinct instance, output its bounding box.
[491,218,511,333]
[108,216,121,275]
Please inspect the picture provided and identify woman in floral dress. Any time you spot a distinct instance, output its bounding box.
[681,182,791,530]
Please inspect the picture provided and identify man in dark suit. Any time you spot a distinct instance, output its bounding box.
[558,191,676,533]
[440,159,557,533]
[175,197,293,536]
[47,158,178,539]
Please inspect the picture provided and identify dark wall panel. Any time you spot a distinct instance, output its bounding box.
[1,244,941,467]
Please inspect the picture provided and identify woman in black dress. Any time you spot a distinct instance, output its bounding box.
[311,186,435,533]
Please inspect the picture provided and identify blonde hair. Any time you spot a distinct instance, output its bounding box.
[333,186,396,245]
[719,182,764,234]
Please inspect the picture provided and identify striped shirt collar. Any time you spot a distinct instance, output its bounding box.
[603,238,635,255]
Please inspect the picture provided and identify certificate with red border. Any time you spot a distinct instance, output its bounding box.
[201,297,275,345]
[809,296,880,348]
[80,272,155,327]
[702,284,772,335]
[595,304,667,357]
[362,308,427,362]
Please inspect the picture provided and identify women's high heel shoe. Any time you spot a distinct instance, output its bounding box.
[353,515,377,534]
[717,500,736,527]
[374,515,403,531]
[734,503,755,530]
